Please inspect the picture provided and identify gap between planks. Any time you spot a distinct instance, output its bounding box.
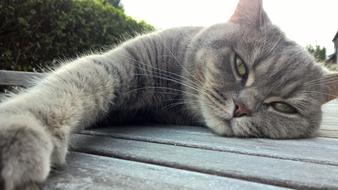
[68,150,291,190]
[69,133,338,190]
[69,141,295,189]
[45,151,289,190]
[78,126,338,167]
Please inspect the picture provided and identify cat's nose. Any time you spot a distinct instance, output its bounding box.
[233,101,251,118]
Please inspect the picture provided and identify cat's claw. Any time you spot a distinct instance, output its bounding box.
[0,115,53,190]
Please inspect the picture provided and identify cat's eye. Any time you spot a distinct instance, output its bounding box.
[234,54,248,78]
[271,102,297,114]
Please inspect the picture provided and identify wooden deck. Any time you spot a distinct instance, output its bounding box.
[42,101,338,190]
[1,70,337,189]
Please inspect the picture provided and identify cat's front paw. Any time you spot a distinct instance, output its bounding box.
[0,114,53,190]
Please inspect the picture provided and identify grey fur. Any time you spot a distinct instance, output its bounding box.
[1,0,338,189]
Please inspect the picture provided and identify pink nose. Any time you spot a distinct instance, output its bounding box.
[233,102,251,117]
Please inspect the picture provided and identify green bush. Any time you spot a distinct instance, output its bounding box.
[305,45,326,63]
[0,0,154,71]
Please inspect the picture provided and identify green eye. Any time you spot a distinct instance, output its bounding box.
[234,54,248,78]
[272,102,297,114]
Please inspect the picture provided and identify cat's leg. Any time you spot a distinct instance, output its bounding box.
[0,53,127,190]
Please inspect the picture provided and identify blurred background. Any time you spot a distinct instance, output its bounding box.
[0,0,154,71]
[0,0,337,72]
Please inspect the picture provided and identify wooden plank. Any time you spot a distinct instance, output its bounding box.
[44,152,287,190]
[321,100,338,131]
[81,126,338,166]
[320,99,338,137]
[70,134,338,189]
[318,129,338,138]
[0,70,45,86]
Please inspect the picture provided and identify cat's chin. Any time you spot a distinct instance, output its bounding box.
[205,116,254,137]
[204,118,234,136]
[229,117,251,137]
[199,101,235,136]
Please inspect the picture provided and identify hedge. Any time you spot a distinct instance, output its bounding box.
[0,0,154,71]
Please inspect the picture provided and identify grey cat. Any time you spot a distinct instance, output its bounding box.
[0,0,338,189]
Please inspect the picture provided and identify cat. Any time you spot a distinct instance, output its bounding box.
[0,0,338,189]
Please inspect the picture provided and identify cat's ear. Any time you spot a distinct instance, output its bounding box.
[230,0,270,27]
[317,73,338,104]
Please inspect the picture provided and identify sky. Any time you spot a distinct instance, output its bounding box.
[122,0,338,55]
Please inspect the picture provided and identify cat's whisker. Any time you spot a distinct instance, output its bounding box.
[163,97,187,103]
[131,72,215,103]
[121,54,204,90]
[118,53,213,104]
[203,80,229,106]
[156,53,205,86]
[161,101,188,111]
[206,87,228,106]
[157,54,198,78]
[124,86,202,100]
[118,52,200,87]
[203,93,229,115]
[206,89,228,107]
[201,102,225,118]
[212,106,228,118]
[303,90,338,98]
[305,80,338,87]
[134,73,202,95]
[135,64,203,90]
[306,73,338,83]
[157,38,205,88]
[304,76,338,86]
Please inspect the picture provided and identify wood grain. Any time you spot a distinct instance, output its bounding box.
[44,152,288,190]
[81,126,338,166]
[69,133,338,189]
[0,70,45,86]
[321,99,338,130]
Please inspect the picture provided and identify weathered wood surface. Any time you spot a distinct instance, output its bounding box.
[79,126,338,166]
[66,132,338,189]
[44,125,338,189]
[0,70,45,86]
[44,152,287,190]
[321,100,338,138]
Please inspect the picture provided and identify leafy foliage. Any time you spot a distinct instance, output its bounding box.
[306,45,326,62]
[104,0,123,9]
[0,0,154,71]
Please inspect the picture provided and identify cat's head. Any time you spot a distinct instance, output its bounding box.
[186,0,338,138]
